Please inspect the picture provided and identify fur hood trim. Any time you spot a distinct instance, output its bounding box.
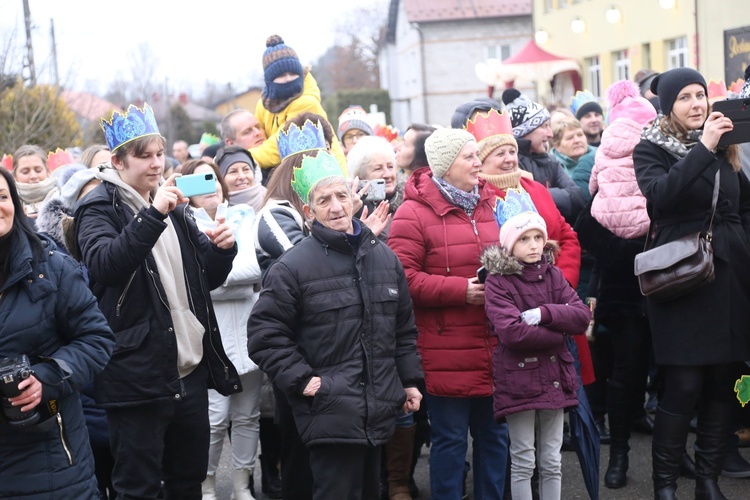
[35,197,70,247]
[480,240,559,276]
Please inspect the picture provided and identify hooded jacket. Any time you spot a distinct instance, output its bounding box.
[0,232,114,498]
[517,138,586,224]
[75,181,241,406]
[589,118,650,239]
[388,167,499,398]
[248,220,423,446]
[480,243,590,421]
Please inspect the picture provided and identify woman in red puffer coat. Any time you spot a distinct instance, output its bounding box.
[389,128,509,499]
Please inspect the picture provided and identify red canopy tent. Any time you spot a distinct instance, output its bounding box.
[500,39,581,86]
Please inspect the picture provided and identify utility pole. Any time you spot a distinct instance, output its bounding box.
[22,0,37,86]
[50,18,59,87]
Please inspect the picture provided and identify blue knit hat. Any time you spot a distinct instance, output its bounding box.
[262,35,304,102]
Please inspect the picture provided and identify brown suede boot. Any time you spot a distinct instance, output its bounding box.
[386,425,416,500]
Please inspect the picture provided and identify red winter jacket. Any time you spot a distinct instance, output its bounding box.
[389,168,499,397]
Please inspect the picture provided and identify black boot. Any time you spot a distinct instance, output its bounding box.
[680,449,696,479]
[652,407,692,499]
[694,401,734,500]
[605,381,631,489]
[260,454,283,499]
[605,450,629,489]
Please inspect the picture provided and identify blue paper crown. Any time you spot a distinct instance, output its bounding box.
[494,188,538,228]
[278,119,327,160]
[100,103,161,152]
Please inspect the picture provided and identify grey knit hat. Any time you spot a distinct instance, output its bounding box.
[60,168,98,207]
[502,91,551,139]
[424,128,476,178]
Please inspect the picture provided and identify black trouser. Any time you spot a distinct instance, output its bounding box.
[274,384,313,500]
[604,316,652,451]
[107,367,209,500]
[308,443,382,500]
[584,329,613,421]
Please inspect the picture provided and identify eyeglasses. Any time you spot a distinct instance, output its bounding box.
[342,130,368,146]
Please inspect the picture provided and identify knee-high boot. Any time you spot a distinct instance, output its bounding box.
[605,381,631,489]
[652,407,692,500]
[386,425,416,500]
[694,400,734,500]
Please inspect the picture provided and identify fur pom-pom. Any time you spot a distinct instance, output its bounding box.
[606,80,640,109]
[266,35,284,48]
[502,88,522,105]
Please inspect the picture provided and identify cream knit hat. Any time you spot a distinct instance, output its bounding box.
[425,128,476,178]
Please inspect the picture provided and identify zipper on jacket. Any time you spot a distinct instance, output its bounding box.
[116,271,137,317]
[144,261,170,312]
[56,413,73,465]
[470,219,478,236]
[183,209,231,383]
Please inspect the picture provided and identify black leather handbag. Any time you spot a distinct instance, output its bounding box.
[634,170,720,302]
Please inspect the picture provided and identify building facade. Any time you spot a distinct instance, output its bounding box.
[379,0,533,129]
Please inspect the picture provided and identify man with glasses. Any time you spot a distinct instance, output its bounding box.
[337,105,374,155]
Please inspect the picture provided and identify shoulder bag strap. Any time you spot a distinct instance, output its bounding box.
[643,168,721,251]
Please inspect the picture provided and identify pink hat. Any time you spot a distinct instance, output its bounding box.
[606,80,657,127]
[499,212,547,253]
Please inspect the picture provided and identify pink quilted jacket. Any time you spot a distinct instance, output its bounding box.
[589,118,650,239]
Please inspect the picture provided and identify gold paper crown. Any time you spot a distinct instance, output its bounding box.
[291,150,345,203]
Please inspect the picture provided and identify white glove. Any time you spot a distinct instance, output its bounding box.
[520,308,541,326]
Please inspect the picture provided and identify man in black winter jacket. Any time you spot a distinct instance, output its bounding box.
[502,89,586,223]
[248,150,423,500]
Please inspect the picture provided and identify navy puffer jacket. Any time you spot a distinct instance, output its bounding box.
[0,232,114,498]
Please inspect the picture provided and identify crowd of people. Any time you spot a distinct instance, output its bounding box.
[2,31,750,500]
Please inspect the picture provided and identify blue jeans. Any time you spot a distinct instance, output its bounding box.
[426,394,509,499]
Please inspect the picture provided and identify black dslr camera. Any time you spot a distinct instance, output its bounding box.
[0,355,40,427]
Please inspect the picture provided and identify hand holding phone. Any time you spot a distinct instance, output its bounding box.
[357,179,386,202]
[176,172,217,198]
[476,266,487,284]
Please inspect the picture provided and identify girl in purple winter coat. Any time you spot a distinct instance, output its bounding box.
[480,211,591,500]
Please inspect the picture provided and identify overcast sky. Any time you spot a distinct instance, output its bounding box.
[1,0,385,96]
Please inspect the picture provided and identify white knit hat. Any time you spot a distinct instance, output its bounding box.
[499,211,547,253]
[424,128,476,178]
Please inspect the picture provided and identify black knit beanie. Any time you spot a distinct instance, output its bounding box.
[650,67,707,116]
[575,101,604,120]
[450,98,503,129]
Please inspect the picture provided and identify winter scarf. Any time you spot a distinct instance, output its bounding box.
[97,167,205,378]
[478,170,525,191]
[16,176,59,216]
[642,117,703,160]
[432,176,480,216]
[229,184,267,213]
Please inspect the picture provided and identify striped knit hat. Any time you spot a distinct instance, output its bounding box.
[262,35,304,101]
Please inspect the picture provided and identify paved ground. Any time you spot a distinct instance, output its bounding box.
[214,430,750,499]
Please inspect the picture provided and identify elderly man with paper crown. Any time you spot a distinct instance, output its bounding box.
[248,149,423,500]
[75,103,241,499]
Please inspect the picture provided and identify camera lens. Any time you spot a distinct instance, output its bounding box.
[205,174,212,180]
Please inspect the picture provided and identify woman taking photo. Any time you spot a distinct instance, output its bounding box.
[633,67,750,500]
[389,128,509,499]
[179,158,263,500]
[0,168,114,498]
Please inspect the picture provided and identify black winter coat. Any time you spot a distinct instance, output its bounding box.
[248,221,423,447]
[633,140,750,365]
[75,181,241,406]
[517,138,586,224]
[574,199,647,320]
[0,232,114,498]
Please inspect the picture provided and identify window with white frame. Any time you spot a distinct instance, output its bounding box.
[667,37,688,69]
[614,49,631,81]
[587,56,601,97]
[559,0,568,7]
[544,0,553,12]
[485,44,511,61]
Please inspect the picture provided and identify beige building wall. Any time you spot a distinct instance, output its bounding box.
[532,0,750,98]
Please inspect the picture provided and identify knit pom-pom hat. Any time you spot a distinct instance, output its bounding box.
[337,106,374,141]
[502,91,551,139]
[424,128,476,178]
[606,80,657,127]
[262,35,304,101]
